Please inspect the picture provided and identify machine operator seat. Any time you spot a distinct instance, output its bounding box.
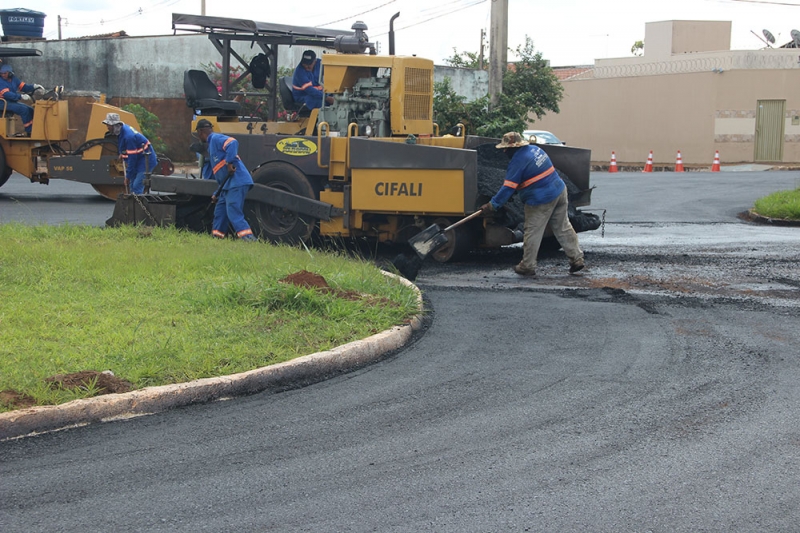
[278,76,311,118]
[183,70,241,116]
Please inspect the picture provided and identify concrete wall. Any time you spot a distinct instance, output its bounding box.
[534,49,800,166]
[4,35,488,162]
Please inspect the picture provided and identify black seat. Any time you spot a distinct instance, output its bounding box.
[183,70,241,116]
[278,76,310,117]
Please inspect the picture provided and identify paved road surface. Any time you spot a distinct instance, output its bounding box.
[2,170,800,532]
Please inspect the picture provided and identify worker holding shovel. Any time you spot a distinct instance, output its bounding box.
[102,113,158,195]
[480,132,584,277]
[194,119,256,241]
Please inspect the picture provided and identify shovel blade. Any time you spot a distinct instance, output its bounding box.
[408,223,450,260]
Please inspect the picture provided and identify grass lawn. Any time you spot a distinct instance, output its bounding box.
[753,187,800,220]
[0,224,419,411]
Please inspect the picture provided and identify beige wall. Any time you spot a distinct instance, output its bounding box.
[534,64,800,166]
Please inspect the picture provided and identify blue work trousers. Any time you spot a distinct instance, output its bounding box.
[1,101,33,132]
[212,184,254,238]
[129,171,147,195]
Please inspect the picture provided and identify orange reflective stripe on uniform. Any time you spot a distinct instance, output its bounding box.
[212,229,226,238]
[293,81,313,91]
[17,82,24,91]
[222,137,235,149]
[23,120,33,128]
[502,180,519,189]
[237,228,253,238]
[519,166,555,189]
[213,160,227,174]
[0,88,9,97]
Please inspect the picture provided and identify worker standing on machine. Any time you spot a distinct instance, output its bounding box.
[291,50,333,110]
[194,119,256,241]
[102,112,158,195]
[0,64,44,136]
[481,132,585,277]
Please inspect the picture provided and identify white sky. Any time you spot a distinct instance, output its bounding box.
[22,0,800,66]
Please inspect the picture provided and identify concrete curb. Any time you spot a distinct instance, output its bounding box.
[0,272,424,441]
[739,209,800,227]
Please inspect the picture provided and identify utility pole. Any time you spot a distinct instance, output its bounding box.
[57,15,62,40]
[479,29,485,70]
[201,0,206,16]
[489,0,508,108]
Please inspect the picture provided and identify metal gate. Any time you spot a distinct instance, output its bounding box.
[754,99,785,162]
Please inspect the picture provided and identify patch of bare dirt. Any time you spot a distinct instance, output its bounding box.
[0,390,37,409]
[45,371,134,395]
[279,270,397,306]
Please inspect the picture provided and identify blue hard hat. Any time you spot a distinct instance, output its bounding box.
[0,65,13,74]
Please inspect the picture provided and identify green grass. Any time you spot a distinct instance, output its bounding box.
[753,188,800,220]
[0,224,419,411]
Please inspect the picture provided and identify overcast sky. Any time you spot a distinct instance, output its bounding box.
[22,0,800,66]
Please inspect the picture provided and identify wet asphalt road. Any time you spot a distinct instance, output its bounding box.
[2,170,800,532]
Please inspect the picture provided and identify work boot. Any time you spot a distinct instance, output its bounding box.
[513,263,536,277]
[240,234,257,242]
[569,261,585,274]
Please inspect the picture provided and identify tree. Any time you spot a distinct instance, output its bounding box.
[631,40,644,56]
[443,48,485,70]
[435,36,563,139]
[121,104,167,154]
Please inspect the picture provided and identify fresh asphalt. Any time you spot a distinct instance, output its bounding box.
[2,170,800,531]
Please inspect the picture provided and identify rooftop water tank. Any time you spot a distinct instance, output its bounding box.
[0,8,46,39]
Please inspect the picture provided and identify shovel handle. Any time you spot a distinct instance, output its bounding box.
[442,209,484,232]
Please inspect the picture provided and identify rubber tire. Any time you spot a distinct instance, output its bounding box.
[0,145,11,188]
[430,216,476,263]
[246,162,317,244]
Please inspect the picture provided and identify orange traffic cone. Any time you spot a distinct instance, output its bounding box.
[642,150,654,173]
[711,150,721,172]
[675,150,684,172]
[609,151,618,173]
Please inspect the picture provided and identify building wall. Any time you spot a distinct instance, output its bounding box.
[534,50,800,166]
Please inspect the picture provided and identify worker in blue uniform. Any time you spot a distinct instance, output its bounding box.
[102,112,158,195]
[481,131,585,277]
[291,50,334,110]
[194,119,256,241]
[0,64,44,135]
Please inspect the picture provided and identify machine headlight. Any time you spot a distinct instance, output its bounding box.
[362,124,373,137]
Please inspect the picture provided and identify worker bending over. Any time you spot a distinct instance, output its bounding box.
[102,113,158,195]
[481,132,585,277]
[194,119,256,241]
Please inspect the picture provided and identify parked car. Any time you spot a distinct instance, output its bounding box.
[522,130,565,145]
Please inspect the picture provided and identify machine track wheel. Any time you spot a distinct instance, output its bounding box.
[430,216,476,263]
[247,162,317,244]
[0,146,11,188]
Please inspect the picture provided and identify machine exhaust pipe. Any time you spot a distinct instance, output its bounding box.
[389,12,399,55]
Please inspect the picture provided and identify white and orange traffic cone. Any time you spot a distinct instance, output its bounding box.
[609,151,618,173]
[675,150,684,172]
[711,150,721,172]
[642,150,654,173]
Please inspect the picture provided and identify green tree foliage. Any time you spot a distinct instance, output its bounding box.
[121,103,168,154]
[631,40,644,56]
[436,36,563,139]
[443,48,485,69]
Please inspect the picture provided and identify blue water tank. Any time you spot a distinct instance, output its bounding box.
[0,8,46,39]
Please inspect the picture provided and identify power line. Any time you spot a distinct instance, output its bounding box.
[317,0,398,28]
